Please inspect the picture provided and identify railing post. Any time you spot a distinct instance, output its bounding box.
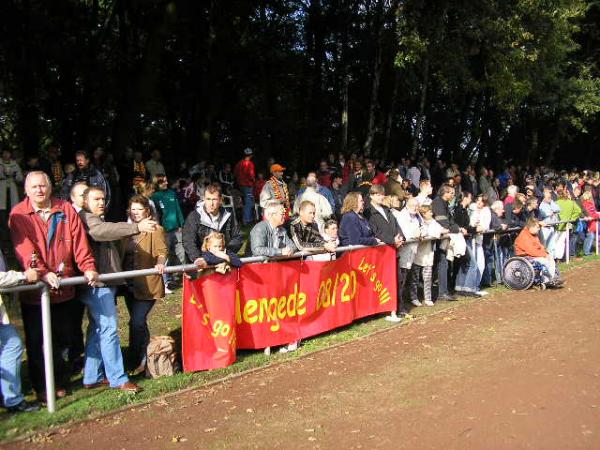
[40,285,56,413]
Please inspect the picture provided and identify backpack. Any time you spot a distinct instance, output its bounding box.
[146,336,180,378]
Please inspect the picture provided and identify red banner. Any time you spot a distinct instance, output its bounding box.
[182,246,397,372]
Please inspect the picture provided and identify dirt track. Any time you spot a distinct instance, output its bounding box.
[10,261,600,450]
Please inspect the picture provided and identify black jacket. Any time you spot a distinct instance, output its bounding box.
[366,205,403,246]
[182,203,244,262]
[432,196,460,233]
[453,204,477,235]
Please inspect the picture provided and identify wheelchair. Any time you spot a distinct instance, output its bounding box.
[502,256,556,290]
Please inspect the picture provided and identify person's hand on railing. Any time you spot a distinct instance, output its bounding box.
[23,268,40,283]
[138,218,158,233]
[155,263,166,274]
[281,247,294,256]
[500,223,508,230]
[324,241,337,253]
[42,272,60,289]
[84,270,99,286]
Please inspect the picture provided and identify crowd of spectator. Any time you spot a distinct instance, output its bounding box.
[0,144,599,413]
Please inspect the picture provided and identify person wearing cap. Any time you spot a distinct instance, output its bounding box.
[233,148,256,225]
[260,163,291,220]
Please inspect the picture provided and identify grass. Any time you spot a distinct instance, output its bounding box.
[1,253,599,442]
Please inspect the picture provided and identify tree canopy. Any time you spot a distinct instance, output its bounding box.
[0,0,598,170]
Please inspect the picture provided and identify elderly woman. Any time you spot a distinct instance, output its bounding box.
[122,195,168,375]
[339,191,379,246]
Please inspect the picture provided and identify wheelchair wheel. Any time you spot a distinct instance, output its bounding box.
[503,257,535,290]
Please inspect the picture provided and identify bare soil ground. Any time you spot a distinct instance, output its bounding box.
[8,261,600,450]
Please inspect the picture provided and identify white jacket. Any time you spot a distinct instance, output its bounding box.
[414,219,444,267]
[392,208,422,269]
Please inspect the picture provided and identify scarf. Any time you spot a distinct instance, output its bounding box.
[269,176,291,218]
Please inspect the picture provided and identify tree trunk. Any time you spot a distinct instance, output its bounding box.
[411,56,429,159]
[383,70,401,160]
[363,0,385,157]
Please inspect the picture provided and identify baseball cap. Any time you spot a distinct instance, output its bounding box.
[270,164,286,173]
[243,147,253,156]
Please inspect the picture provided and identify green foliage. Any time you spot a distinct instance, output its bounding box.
[0,0,598,166]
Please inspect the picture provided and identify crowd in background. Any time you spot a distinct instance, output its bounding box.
[0,143,599,413]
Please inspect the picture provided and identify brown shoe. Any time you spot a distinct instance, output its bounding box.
[114,381,142,393]
[84,379,110,389]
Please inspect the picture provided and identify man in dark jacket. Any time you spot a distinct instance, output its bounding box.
[366,185,406,321]
[432,185,462,301]
[182,184,244,267]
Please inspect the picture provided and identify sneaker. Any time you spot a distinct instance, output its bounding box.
[6,400,40,413]
[438,293,458,302]
[385,313,402,323]
[164,286,173,295]
[279,341,299,353]
[423,300,434,307]
[411,299,423,307]
[475,290,489,297]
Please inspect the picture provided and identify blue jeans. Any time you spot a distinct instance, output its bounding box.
[124,297,155,368]
[80,286,129,387]
[241,186,255,225]
[455,239,481,293]
[583,231,596,255]
[0,324,24,407]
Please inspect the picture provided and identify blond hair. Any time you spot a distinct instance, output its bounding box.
[202,231,225,252]
[341,192,362,214]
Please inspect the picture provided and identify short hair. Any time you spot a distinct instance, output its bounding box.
[152,173,167,190]
[526,217,540,228]
[476,194,489,206]
[419,204,432,215]
[70,181,88,199]
[202,231,225,252]
[264,200,284,217]
[204,183,222,197]
[299,200,315,212]
[437,184,454,197]
[419,179,431,189]
[369,184,385,195]
[24,171,52,189]
[491,200,504,211]
[341,192,362,214]
[82,186,105,202]
[507,185,518,196]
[513,198,524,210]
[526,197,538,208]
[324,219,338,230]
[75,150,89,159]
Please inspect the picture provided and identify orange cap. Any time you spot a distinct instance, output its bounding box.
[270,163,286,173]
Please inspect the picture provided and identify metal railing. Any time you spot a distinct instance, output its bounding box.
[0,217,598,412]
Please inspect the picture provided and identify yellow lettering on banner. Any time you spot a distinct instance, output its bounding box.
[297,293,306,315]
[268,298,280,331]
[244,300,258,324]
[202,313,210,326]
[277,296,287,319]
[235,290,242,324]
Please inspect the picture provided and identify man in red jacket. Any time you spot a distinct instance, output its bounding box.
[514,217,563,287]
[9,171,98,401]
[233,148,256,225]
